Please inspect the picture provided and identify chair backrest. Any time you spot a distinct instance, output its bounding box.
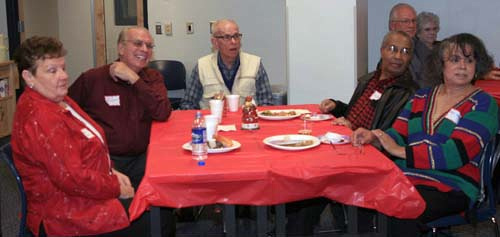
[148,60,186,91]
[478,134,500,217]
[0,143,27,237]
[427,135,498,229]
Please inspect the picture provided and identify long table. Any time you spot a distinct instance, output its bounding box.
[129,104,425,236]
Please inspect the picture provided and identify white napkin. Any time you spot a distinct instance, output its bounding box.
[218,124,237,131]
[324,132,345,142]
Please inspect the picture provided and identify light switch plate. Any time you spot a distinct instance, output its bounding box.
[186,22,194,34]
[165,22,172,36]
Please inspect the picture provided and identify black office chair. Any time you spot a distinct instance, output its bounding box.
[426,135,500,237]
[148,60,186,110]
[0,143,28,237]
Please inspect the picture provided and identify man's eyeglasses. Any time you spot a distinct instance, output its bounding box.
[391,18,417,25]
[123,39,155,49]
[385,45,412,56]
[446,55,476,65]
[214,33,243,41]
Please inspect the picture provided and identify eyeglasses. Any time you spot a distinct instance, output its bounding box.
[391,18,417,25]
[446,55,476,65]
[385,45,412,56]
[422,27,439,32]
[123,39,155,49]
[214,33,243,41]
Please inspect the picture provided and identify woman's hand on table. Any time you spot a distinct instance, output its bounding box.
[372,129,406,159]
[352,127,376,146]
[319,99,336,113]
[112,168,135,199]
[332,117,353,129]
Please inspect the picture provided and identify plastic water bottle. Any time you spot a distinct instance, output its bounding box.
[191,111,208,161]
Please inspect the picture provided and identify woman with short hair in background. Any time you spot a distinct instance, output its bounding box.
[416,11,440,50]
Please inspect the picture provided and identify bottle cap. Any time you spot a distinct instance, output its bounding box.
[197,160,206,166]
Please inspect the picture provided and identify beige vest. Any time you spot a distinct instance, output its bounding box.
[197,52,261,109]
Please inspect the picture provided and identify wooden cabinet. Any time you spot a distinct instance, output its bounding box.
[0,61,19,138]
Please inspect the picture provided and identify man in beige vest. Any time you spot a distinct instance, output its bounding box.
[180,19,273,109]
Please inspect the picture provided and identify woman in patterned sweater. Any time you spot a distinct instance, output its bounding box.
[353,33,498,236]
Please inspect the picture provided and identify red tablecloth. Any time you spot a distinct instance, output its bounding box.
[129,104,425,221]
[477,79,500,106]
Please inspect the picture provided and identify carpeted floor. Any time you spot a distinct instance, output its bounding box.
[173,204,500,237]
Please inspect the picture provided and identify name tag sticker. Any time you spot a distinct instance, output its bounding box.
[105,95,120,106]
[81,128,95,139]
[369,90,382,101]
[445,108,461,124]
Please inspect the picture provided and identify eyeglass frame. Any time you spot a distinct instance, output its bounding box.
[122,39,155,49]
[213,33,243,41]
[445,55,476,65]
[422,26,440,33]
[384,45,412,56]
[391,18,417,25]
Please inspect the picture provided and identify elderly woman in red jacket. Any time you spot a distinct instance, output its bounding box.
[11,36,145,236]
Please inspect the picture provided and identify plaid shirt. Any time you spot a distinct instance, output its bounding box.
[181,53,273,110]
[346,72,397,130]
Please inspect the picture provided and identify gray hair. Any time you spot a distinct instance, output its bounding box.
[211,19,239,37]
[381,30,412,50]
[389,3,416,25]
[117,26,150,44]
[417,12,440,34]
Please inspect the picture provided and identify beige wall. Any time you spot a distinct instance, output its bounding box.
[22,0,93,84]
[57,0,94,83]
[104,0,128,64]
[23,0,59,38]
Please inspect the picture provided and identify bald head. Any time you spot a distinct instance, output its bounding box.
[210,19,242,66]
[389,3,417,37]
[211,19,239,37]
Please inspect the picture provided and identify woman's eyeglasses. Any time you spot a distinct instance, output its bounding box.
[446,55,476,65]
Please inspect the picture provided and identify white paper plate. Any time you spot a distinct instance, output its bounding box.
[258,109,310,120]
[263,134,320,151]
[302,114,334,121]
[319,132,350,145]
[182,140,241,153]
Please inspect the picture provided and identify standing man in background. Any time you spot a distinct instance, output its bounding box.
[181,19,273,109]
[389,3,434,88]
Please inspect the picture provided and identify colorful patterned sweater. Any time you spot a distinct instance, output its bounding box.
[386,86,498,203]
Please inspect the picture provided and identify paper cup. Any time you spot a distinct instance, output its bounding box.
[204,114,219,141]
[226,94,240,112]
[209,99,224,123]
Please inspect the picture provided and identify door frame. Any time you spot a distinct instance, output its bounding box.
[14,0,145,67]
[93,0,145,67]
